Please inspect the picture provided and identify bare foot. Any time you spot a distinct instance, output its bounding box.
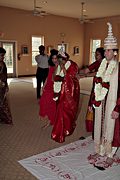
[105,157,114,168]
[113,154,120,163]
[88,153,100,164]
[90,153,100,159]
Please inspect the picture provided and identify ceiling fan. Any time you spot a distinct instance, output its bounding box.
[33,0,49,17]
[79,2,93,24]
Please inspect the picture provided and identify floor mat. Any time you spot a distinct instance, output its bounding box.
[18,136,120,180]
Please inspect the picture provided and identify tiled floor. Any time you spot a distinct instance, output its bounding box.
[0,77,92,180]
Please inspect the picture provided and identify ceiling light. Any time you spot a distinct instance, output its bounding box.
[42,1,47,4]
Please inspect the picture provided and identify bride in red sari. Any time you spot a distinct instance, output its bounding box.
[51,52,80,143]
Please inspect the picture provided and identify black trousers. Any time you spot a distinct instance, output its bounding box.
[36,67,49,99]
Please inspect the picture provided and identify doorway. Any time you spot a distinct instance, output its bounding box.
[0,41,16,77]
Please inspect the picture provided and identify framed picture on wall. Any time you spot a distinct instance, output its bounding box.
[57,43,68,52]
[21,45,29,55]
[47,45,54,55]
[73,46,79,55]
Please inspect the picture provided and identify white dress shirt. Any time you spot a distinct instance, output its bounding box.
[35,54,49,68]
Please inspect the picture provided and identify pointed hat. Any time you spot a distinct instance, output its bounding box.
[104,22,118,49]
[58,43,67,58]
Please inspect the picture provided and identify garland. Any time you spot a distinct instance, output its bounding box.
[93,58,117,108]
[53,61,71,101]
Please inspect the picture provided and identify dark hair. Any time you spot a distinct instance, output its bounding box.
[96,47,105,59]
[48,54,58,66]
[0,47,6,54]
[57,52,70,60]
[65,52,70,59]
[39,45,45,50]
[113,49,119,53]
[50,49,58,56]
[48,49,58,66]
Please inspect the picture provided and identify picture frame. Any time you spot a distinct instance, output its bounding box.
[21,45,29,55]
[47,45,54,55]
[73,46,79,55]
[57,43,68,53]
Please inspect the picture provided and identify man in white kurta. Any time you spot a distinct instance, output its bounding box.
[88,22,120,170]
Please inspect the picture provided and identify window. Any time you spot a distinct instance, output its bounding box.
[3,43,14,73]
[32,36,44,66]
[90,39,101,63]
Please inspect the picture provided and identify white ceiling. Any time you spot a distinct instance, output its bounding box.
[0,0,120,20]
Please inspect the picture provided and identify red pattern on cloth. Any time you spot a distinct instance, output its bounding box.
[88,153,120,169]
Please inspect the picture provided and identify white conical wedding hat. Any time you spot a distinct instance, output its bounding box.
[104,22,118,49]
[58,43,67,58]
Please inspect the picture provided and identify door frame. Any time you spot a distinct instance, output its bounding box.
[0,40,17,78]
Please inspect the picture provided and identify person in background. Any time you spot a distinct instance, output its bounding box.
[51,51,80,143]
[35,45,49,99]
[79,47,105,78]
[87,22,120,170]
[0,47,13,124]
[39,49,58,127]
[79,47,105,133]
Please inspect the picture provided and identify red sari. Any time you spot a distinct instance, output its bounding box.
[39,66,56,125]
[51,60,80,143]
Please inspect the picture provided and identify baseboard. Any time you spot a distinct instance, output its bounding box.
[18,74,36,77]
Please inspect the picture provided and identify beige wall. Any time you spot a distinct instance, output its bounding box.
[84,16,120,66]
[0,6,84,76]
[0,6,120,76]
